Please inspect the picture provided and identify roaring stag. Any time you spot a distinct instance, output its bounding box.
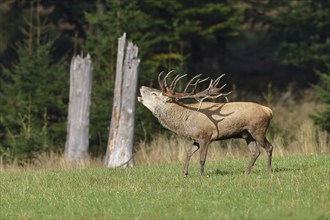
[138,71,274,176]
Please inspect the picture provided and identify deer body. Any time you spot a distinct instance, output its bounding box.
[138,73,274,176]
[153,100,272,141]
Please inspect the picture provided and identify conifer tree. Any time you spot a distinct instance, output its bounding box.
[0,3,68,162]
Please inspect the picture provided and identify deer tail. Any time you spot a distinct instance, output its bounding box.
[262,106,273,119]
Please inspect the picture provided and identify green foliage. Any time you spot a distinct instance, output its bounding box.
[0,5,68,162]
[246,0,330,135]
[1,110,49,163]
[142,0,243,73]
[250,0,330,71]
[311,66,330,131]
[1,154,329,219]
[273,0,330,69]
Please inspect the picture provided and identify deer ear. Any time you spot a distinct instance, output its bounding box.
[163,96,172,103]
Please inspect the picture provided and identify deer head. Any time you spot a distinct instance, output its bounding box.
[138,71,232,110]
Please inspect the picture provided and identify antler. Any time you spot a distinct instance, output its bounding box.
[158,71,232,110]
[158,70,187,96]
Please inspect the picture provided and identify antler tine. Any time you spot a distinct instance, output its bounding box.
[158,71,165,92]
[170,74,181,89]
[208,79,214,90]
[170,74,187,91]
[183,74,201,93]
[192,77,209,94]
[163,70,175,89]
[213,73,226,87]
[211,91,232,99]
[196,96,211,111]
[185,75,210,94]
[217,84,227,91]
[225,91,232,97]
[158,71,231,110]
[195,90,232,110]
[198,77,210,84]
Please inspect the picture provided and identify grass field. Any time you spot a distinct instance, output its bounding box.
[1,154,329,219]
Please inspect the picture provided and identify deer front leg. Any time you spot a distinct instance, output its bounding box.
[183,142,199,177]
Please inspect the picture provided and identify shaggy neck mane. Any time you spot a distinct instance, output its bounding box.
[152,101,193,135]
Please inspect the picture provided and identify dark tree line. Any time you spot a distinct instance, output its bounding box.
[0,0,329,162]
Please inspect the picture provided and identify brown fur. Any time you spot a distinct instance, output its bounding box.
[138,86,274,176]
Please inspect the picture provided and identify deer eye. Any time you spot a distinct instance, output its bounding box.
[151,92,157,96]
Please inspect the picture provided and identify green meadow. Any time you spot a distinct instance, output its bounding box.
[1,154,329,219]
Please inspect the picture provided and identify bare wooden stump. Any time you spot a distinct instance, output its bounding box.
[105,33,140,168]
[65,53,93,163]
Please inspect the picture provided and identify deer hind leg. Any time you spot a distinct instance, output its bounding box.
[245,134,260,175]
[183,142,200,177]
[257,137,273,173]
[199,139,211,176]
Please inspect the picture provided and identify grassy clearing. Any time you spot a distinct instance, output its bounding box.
[1,154,329,219]
[0,87,329,219]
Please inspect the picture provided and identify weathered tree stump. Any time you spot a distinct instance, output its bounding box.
[104,33,140,168]
[65,53,93,163]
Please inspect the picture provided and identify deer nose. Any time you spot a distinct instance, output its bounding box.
[140,86,150,94]
[140,86,145,94]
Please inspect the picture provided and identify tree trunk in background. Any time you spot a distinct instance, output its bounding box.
[105,33,140,168]
[65,53,93,163]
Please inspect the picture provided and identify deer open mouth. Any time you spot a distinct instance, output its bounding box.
[138,87,145,103]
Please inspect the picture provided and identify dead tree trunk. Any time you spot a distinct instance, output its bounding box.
[65,53,93,163]
[104,33,140,168]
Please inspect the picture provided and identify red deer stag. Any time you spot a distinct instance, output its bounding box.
[138,71,274,176]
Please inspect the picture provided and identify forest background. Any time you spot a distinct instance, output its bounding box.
[0,0,329,164]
